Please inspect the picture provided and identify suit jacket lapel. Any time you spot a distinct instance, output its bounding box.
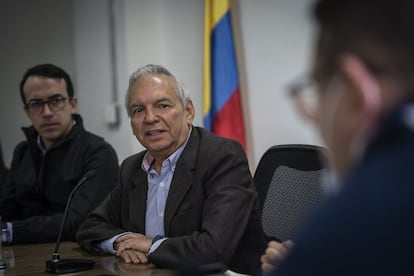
[129,164,148,233]
[164,127,199,235]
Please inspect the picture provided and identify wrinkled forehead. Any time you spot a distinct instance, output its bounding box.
[129,74,180,102]
[132,74,176,93]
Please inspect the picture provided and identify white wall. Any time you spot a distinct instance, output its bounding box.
[119,0,322,168]
[0,0,322,172]
[73,0,132,163]
[0,0,75,166]
[237,0,321,166]
[122,0,205,154]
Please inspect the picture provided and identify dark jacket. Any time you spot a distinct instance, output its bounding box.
[76,126,266,275]
[0,140,8,195]
[0,114,119,244]
[274,102,414,275]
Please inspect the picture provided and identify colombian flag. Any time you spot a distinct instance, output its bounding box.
[203,0,246,150]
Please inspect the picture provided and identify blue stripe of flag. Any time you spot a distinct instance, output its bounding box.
[204,10,239,130]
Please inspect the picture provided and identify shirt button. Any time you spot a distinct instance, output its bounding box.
[160,181,165,187]
[160,211,164,217]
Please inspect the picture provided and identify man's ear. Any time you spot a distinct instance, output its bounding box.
[338,53,382,137]
[185,100,195,123]
[69,96,78,113]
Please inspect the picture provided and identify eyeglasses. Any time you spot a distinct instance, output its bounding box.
[288,75,320,122]
[288,74,344,123]
[25,95,69,114]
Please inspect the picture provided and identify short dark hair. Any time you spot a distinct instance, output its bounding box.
[19,63,74,104]
[313,0,414,87]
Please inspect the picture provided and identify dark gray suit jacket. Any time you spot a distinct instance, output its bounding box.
[76,126,266,274]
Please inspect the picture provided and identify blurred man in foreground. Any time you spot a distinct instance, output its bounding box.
[262,0,414,274]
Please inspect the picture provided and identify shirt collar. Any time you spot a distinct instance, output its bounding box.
[36,119,76,156]
[37,135,47,156]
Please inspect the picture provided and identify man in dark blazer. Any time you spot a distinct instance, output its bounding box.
[76,64,266,275]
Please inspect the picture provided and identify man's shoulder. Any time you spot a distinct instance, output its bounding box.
[120,151,146,169]
[71,114,110,144]
[193,126,242,148]
[74,126,113,148]
[68,130,118,165]
[14,140,29,150]
[11,140,30,161]
[80,129,106,143]
[186,127,247,165]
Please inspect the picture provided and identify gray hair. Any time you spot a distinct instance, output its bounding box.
[125,64,190,116]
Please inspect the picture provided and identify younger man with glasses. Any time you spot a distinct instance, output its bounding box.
[0,63,119,244]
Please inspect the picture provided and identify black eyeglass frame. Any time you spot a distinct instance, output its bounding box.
[24,95,70,114]
[286,74,320,121]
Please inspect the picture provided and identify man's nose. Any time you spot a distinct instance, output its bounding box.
[41,102,54,115]
[144,108,158,122]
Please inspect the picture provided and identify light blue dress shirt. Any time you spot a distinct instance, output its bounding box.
[97,128,192,254]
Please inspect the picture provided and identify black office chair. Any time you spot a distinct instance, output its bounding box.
[254,144,328,242]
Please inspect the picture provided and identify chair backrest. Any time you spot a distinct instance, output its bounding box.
[254,144,328,242]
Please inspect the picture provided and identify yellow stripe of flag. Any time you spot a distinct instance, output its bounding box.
[203,0,231,116]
